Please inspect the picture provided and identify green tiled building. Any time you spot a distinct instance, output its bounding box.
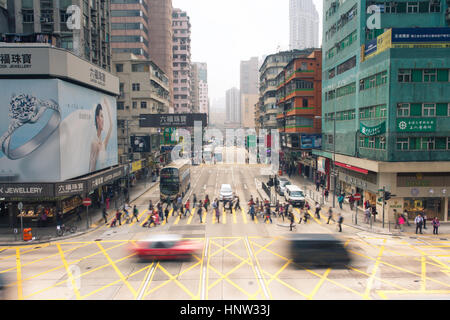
[317,0,450,222]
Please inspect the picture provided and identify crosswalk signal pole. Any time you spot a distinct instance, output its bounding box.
[382,186,385,229]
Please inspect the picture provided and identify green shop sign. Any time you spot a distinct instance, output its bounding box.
[397,118,436,132]
[360,121,386,136]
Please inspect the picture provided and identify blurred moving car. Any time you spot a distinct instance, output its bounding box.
[219,184,233,201]
[287,233,351,268]
[276,177,291,196]
[130,234,203,260]
[284,185,306,207]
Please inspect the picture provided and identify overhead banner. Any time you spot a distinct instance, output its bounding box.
[397,118,436,132]
[0,79,118,182]
[139,113,207,128]
[360,122,386,136]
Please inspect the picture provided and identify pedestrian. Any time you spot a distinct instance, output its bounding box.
[415,214,424,234]
[432,217,440,235]
[116,210,122,226]
[234,196,241,210]
[398,215,405,232]
[248,195,254,207]
[204,195,210,211]
[303,207,309,224]
[164,206,169,223]
[249,203,255,221]
[348,195,355,211]
[179,205,185,218]
[198,200,203,223]
[316,180,320,192]
[275,200,280,217]
[364,207,371,224]
[131,205,139,222]
[315,202,321,219]
[148,200,154,212]
[193,194,197,208]
[423,212,428,230]
[289,212,295,231]
[338,194,344,210]
[324,189,329,202]
[158,202,163,221]
[327,207,334,224]
[185,200,191,216]
[264,205,272,224]
[102,207,108,224]
[76,207,82,221]
[364,200,370,210]
[337,213,344,232]
[393,209,399,229]
[106,197,110,210]
[403,209,410,226]
[172,198,177,216]
[215,205,220,223]
[372,205,378,222]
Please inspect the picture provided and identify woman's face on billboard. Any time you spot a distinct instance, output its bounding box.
[97,109,104,132]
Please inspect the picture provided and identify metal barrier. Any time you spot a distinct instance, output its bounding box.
[262,182,270,198]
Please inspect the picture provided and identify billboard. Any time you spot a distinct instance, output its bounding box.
[0,79,118,182]
[300,134,322,149]
[130,135,150,153]
[139,113,208,127]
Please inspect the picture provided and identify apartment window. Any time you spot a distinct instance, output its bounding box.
[132,64,149,72]
[423,103,436,117]
[407,2,419,13]
[397,138,409,150]
[430,1,441,12]
[398,69,411,82]
[397,103,410,117]
[117,102,124,110]
[302,98,308,107]
[380,105,387,117]
[115,64,123,73]
[423,69,437,82]
[141,101,147,109]
[380,136,386,149]
[132,83,140,91]
[132,101,137,109]
[421,137,435,150]
[448,138,450,150]
[23,11,34,22]
[385,2,397,13]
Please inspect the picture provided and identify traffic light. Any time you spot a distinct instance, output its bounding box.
[384,192,396,201]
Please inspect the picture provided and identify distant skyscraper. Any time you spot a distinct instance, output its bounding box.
[226,87,240,124]
[240,57,259,128]
[289,0,319,50]
[196,62,209,116]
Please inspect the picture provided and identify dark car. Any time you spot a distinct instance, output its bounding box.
[286,233,351,268]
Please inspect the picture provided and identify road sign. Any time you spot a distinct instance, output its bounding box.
[353,193,361,200]
[18,202,23,211]
[82,198,92,206]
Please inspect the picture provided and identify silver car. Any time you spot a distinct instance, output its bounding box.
[219,184,233,201]
[277,178,291,196]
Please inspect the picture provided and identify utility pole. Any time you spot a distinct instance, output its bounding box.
[332,113,336,209]
[382,186,385,229]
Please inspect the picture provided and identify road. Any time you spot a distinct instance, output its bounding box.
[0,158,449,300]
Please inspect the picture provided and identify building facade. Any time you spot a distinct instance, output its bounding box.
[113,53,170,163]
[111,0,149,60]
[276,49,322,180]
[190,62,199,112]
[319,0,450,222]
[196,62,209,116]
[226,87,241,125]
[240,57,259,129]
[289,0,320,50]
[172,8,192,113]
[1,0,112,71]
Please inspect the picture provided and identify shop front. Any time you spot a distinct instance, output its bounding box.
[336,165,378,208]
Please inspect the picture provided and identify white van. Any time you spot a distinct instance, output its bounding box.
[284,185,306,207]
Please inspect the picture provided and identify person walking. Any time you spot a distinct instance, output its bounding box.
[364,207,371,224]
[348,195,355,211]
[193,194,197,208]
[76,207,82,221]
[234,196,241,211]
[324,189,329,202]
[102,207,108,224]
[115,210,122,226]
[148,200,154,213]
[249,203,255,221]
[422,212,428,230]
[398,215,405,232]
[403,209,411,226]
[215,205,220,223]
[185,200,191,216]
[327,207,334,224]
[157,202,163,221]
[415,214,424,234]
[316,180,320,192]
[264,205,272,224]
[337,213,344,232]
[164,206,170,223]
[372,205,378,222]
[204,195,210,211]
[315,202,321,219]
[393,209,400,229]
[198,200,204,223]
[289,212,295,231]
[131,205,139,222]
[432,217,440,235]
[338,194,344,210]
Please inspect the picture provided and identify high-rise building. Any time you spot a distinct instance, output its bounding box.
[289,0,319,50]
[111,0,150,60]
[319,0,450,222]
[148,0,173,111]
[240,57,259,128]
[196,62,209,116]
[0,0,112,71]
[226,87,241,125]
[190,62,199,112]
[172,8,192,113]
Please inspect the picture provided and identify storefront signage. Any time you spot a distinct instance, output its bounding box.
[0,183,54,198]
[300,134,322,149]
[55,181,85,197]
[130,136,151,153]
[139,113,207,128]
[360,122,386,136]
[397,118,436,132]
[335,162,369,174]
[131,160,143,173]
[317,157,327,174]
[85,166,124,191]
[0,53,32,69]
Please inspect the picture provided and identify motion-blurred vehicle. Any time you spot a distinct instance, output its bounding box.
[287,233,351,268]
[284,185,306,207]
[219,184,233,201]
[276,177,291,196]
[130,234,202,261]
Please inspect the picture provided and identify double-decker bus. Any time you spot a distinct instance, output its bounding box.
[160,160,191,203]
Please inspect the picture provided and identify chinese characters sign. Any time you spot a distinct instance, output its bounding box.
[55,181,85,196]
[397,118,436,132]
[360,121,386,136]
[0,53,32,69]
[89,67,106,87]
[139,113,207,128]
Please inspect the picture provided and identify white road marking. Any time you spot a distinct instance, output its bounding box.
[201,238,209,300]
[136,262,157,300]
[244,237,270,299]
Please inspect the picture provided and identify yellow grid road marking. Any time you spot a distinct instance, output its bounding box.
[308,268,331,300]
[241,208,248,224]
[57,244,81,300]
[187,208,196,224]
[222,208,227,224]
[15,248,22,300]
[232,208,237,224]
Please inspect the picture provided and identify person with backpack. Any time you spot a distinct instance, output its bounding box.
[338,194,344,210]
[337,213,344,232]
[415,214,424,234]
[432,217,440,235]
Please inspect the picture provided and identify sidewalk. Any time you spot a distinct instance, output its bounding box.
[286,173,450,236]
[0,177,160,245]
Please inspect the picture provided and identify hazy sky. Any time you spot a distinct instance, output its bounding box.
[172,0,323,109]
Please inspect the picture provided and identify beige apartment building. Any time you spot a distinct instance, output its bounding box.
[113,53,171,162]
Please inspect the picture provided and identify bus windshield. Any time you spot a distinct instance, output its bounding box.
[160,168,179,195]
